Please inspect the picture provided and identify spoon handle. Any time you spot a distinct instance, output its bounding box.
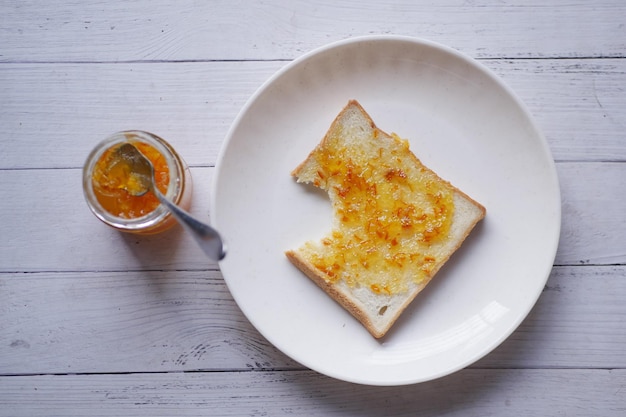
[155,192,226,261]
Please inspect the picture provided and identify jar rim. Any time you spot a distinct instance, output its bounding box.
[83,130,185,232]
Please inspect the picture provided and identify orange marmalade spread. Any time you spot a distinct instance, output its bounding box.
[91,142,170,219]
[307,132,454,295]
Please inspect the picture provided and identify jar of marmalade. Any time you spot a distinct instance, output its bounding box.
[83,130,192,234]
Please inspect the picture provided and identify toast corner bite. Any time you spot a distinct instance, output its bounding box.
[286,100,485,339]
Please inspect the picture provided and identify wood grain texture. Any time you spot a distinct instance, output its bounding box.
[1,58,625,170]
[1,266,624,375]
[1,1,624,415]
[1,0,625,62]
[0,61,281,170]
[476,265,626,369]
[0,163,623,273]
[0,167,219,273]
[555,162,626,265]
[0,369,624,416]
[485,58,626,163]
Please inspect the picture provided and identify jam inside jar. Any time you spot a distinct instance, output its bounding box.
[83,131,192,234]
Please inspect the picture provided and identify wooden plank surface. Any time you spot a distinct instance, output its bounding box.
[0,162,623,273]
[1,0,625,62]
[1,369,624,416]
[1,1,625,415]
[1,58,625,170]
[0,61,279,170]
[1,266,624,376]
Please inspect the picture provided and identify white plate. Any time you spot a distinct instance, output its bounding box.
[211,36,561,386]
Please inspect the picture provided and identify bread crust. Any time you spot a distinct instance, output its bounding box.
[291,100,377,177]
[285,249,383,336]
[285,248,423,338]
[286,100,485,338]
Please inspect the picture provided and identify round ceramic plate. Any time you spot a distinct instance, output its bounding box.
[211,36,561,386]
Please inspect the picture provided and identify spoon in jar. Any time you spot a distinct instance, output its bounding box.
[115,143,226,261]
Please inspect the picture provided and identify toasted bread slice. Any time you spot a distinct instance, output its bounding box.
[286,100,485,338]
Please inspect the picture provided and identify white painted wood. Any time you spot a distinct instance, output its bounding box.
[0,167,218,273]
[0,163,623,273]
[1,1,625,62]
[1,59,625,170]
[0,61,282,169]
[1,266,624,375]
[0,1,624,415]
[556,162,626,265]
[0,369,624,416]
[475,265,626,369]
[484,58,626,163]
[0,270,296,375]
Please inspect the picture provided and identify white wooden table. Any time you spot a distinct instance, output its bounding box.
[1,1,625,415]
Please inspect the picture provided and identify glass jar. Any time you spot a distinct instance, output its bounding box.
[83,130,192,234]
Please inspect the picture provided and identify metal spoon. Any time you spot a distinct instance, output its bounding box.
[115,143,226,261]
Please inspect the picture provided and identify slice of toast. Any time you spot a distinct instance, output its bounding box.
[286,100,486,338]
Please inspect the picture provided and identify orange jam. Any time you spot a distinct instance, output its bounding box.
[83,131,191,235]
[306,132,455,295]
[91,142,170,219]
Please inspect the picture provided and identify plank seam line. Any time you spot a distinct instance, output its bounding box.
[1,367,625,378]
[0,268,223,274]
[0,161,624,173]
[0,164,217,171]
[0,56,625,65]
[0,59,291,65]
